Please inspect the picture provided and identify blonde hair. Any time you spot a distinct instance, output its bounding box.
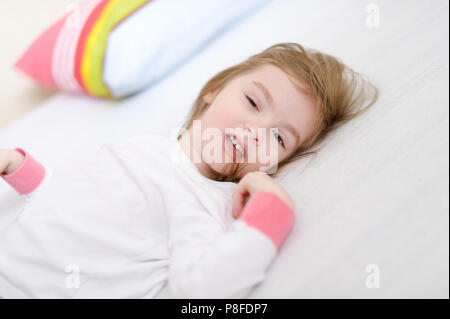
[178,43,379,182]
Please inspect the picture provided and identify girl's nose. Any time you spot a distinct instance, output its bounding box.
[245,125,259,145]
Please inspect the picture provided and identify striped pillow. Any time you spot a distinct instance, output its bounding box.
[14,0,269,99]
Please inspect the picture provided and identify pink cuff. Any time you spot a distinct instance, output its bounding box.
[1,148,46,195]
[238,191,295,250]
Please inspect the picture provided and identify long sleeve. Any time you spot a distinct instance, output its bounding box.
[0,148,46,196]
[167,191,295,299]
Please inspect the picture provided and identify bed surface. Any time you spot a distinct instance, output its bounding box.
[1,0,448,298]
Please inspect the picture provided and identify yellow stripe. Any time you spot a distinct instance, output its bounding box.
[81,0,149,98]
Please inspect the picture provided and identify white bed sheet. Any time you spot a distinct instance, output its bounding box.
[0,0,448,298]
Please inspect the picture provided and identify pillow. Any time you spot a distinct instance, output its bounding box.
[14,0,269,99]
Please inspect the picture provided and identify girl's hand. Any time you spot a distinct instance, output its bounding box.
[0,149,25,176]
[232,171,295,219]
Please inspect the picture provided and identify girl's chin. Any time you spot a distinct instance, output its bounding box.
[212,163,250,178]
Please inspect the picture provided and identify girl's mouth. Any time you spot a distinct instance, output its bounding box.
[224,134,244,162]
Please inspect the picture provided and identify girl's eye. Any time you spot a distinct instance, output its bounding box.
[245,95,258,110]
[273,131,285,148]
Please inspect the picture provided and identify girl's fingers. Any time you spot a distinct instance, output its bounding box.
[232,171,295,219]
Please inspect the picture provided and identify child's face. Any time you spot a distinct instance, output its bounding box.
[191,64,318,179]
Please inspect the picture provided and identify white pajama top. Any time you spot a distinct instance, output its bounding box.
[0,133,295,298]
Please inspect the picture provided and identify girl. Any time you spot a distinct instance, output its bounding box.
[0,43,378,298]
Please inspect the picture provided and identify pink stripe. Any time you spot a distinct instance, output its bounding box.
[14,15,67,88]
[238,191,295,250]
[0,148,46,196]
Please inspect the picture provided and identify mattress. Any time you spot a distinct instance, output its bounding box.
[0,0,448,298]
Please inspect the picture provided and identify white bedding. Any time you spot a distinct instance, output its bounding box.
[1,0,448,298]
